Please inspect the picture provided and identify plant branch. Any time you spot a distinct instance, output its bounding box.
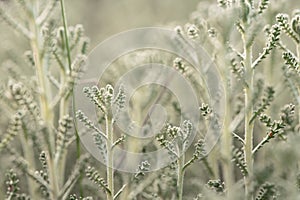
[59,0,72,72]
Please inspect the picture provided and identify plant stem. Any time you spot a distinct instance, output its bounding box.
[29,1,62,198]
[220,45,235,195]
[296,44,300,125]
[243,36,254,200]
[28,1,55,153]
[48,155,60,199]
[20,125,38,198]
[72,95,83,195]
[59,0,72,72]
[222,88,235,194]
[213,41,235,195]
[58,0,83,191]
[106,115,114,200]
[56,68,69,187]
[178,153,185,200]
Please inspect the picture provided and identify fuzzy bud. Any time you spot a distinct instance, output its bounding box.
[186,24,199,38]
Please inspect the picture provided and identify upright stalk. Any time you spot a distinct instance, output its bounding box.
[296,44,300,125]
[222,88,235,194]
[296,43,300,67]
[59,0,83,194]
[28,0,54,152]
[20,126,38,198]
[57,69,69,186]
[243,35,254,200]
[28,1,57,198]
[59,0,72,72]
[219,45,235,195]
[58,0,83,189]
[177,153,185,200]
[48,157,60,199]
[106,115,114,200]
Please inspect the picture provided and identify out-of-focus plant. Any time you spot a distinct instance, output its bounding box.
[0,0,89,199]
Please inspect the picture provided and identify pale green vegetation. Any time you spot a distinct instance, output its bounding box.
[0,0,300,200]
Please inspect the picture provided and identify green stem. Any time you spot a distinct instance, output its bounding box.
[221,50,235,195]
[59,0,83,193]
[215,42,235,196]
[20,125,38,198]
[222,88,235,194]
[296,44,300,63]
[243,36,254,200]
[296,44,300,125]
[106,115,114,200]
[72,94,83,195]
[28,1,54,153]
[48,156,60,199]
[28,1,60,198]
[178,153,185,200]
[56,69,69,187]
[59,0,72,72]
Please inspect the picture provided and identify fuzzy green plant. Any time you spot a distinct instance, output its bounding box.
[0,0,89,199]
[1,0,300,200]
[76,84,126,200]
[206,179,225,194]
[156,120,207,200]
[253,103,295,153]
[232,148,248,177]
[69,194,93,200]
[185,1,300,199]
[0,111,23,151]
[249,86,275,124]
[255,182,277,200]
[282,51,300,74]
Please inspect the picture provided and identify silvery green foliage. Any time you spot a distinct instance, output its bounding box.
[232,148,247,178]
[133,160,151,183]
[0,0,90,199]
[0,110,23,151]
[76,84,126,152]
[69,194,93,200]
[282,51,300,74]
[85,166,110,194]
[0,0,300,200]
[206,180,225,194]
[250,86,275,124]
[76,84,127,199]
[255,182,277,200]
[276,13,300,43]
[5,169,20,199]
[156,120,195,160]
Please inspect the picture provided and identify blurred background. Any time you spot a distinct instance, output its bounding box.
[1,0,299,65]
[0,0,200,58]
[65,0,200,47]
